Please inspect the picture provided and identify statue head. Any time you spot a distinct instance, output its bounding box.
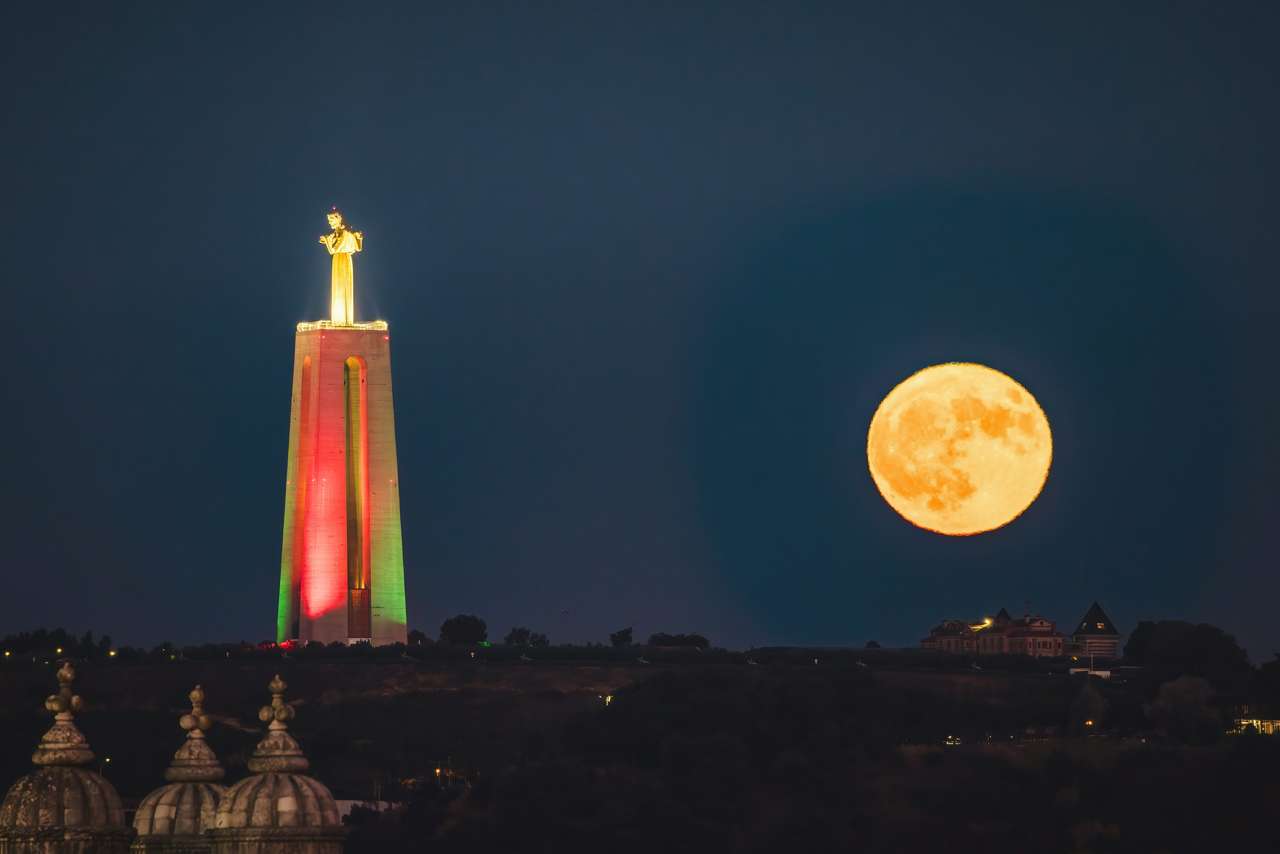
[326,207,345,231]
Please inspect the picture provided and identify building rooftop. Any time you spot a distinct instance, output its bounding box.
[1074,601,1120,636]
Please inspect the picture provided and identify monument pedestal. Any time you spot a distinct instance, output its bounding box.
[277,321,407,645]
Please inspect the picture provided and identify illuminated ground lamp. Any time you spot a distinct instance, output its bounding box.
[276,210,408,645]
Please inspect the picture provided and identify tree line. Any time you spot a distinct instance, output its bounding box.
[424,615,709,650]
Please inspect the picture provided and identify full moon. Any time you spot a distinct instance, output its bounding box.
[867,363,1052,536]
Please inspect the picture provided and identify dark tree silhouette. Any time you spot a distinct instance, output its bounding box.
[610,627,633,648]
[1146,676,1221,743]
[647,632,710,649]
[407,629,428,646]
[1070,681,1108,733]
[1253,654,1280,716]
[504,627,532,646]
[440,614,487,645]
[1125,620,1251,693]
[1,627,116,659]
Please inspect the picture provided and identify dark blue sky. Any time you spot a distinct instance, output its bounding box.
[3,2,1277,654]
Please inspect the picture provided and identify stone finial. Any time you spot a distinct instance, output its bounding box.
[32,661,94,767]
[246,675,308,773]
[182,684,213,734]
[165,684,225,782]
[258,675,296,730]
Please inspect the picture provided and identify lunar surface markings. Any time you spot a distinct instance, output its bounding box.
[867,363,1052,536]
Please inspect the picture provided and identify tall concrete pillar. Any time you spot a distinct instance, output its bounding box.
[277,320,407,645]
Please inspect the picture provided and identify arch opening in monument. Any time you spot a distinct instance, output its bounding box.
[345,354,371,641]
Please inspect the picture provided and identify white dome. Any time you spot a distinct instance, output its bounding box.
[134,781,226,837]
[215,773,339,830]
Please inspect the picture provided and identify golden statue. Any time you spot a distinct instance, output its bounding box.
[319,208,364,325]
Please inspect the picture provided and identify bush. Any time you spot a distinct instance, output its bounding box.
[440,615,488,646]
[1146,676,1221,743]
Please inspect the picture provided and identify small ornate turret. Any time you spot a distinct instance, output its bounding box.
[248,675,308,773]
[0,662,133,853]
[33,660,94,767]
[132,685,227,852]
[210,676,344,854]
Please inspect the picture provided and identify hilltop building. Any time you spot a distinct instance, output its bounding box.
[921,608,1066,658]
[922,603,1125,660]
[1071,601,1122,660]
[1231,706,1280,736]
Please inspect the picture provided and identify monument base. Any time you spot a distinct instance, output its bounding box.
[276,322,407,646]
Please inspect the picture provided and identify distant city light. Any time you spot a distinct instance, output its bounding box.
[55,647,63,654]
[108,650,117,658]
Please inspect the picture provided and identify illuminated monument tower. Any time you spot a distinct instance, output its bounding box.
[276,209,408,645]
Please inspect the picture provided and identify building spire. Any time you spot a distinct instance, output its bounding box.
[247,675,309,773]
[32,661,94,767]
[164,685,225,783]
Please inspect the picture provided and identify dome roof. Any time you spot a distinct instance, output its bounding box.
[0,662,131,851]
[215,773,339,830]
[0,766,125,830]
[134,685,227,839]
[135,781,225,837]
[210,675,342,836]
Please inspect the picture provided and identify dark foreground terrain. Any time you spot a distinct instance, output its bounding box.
[2,654,1277,853]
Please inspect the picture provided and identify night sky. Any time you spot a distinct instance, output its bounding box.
[4,3,1277,654]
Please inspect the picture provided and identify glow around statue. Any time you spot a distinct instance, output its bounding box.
[319,207,364,325]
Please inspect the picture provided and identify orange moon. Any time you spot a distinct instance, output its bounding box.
[866,363,1052,536]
